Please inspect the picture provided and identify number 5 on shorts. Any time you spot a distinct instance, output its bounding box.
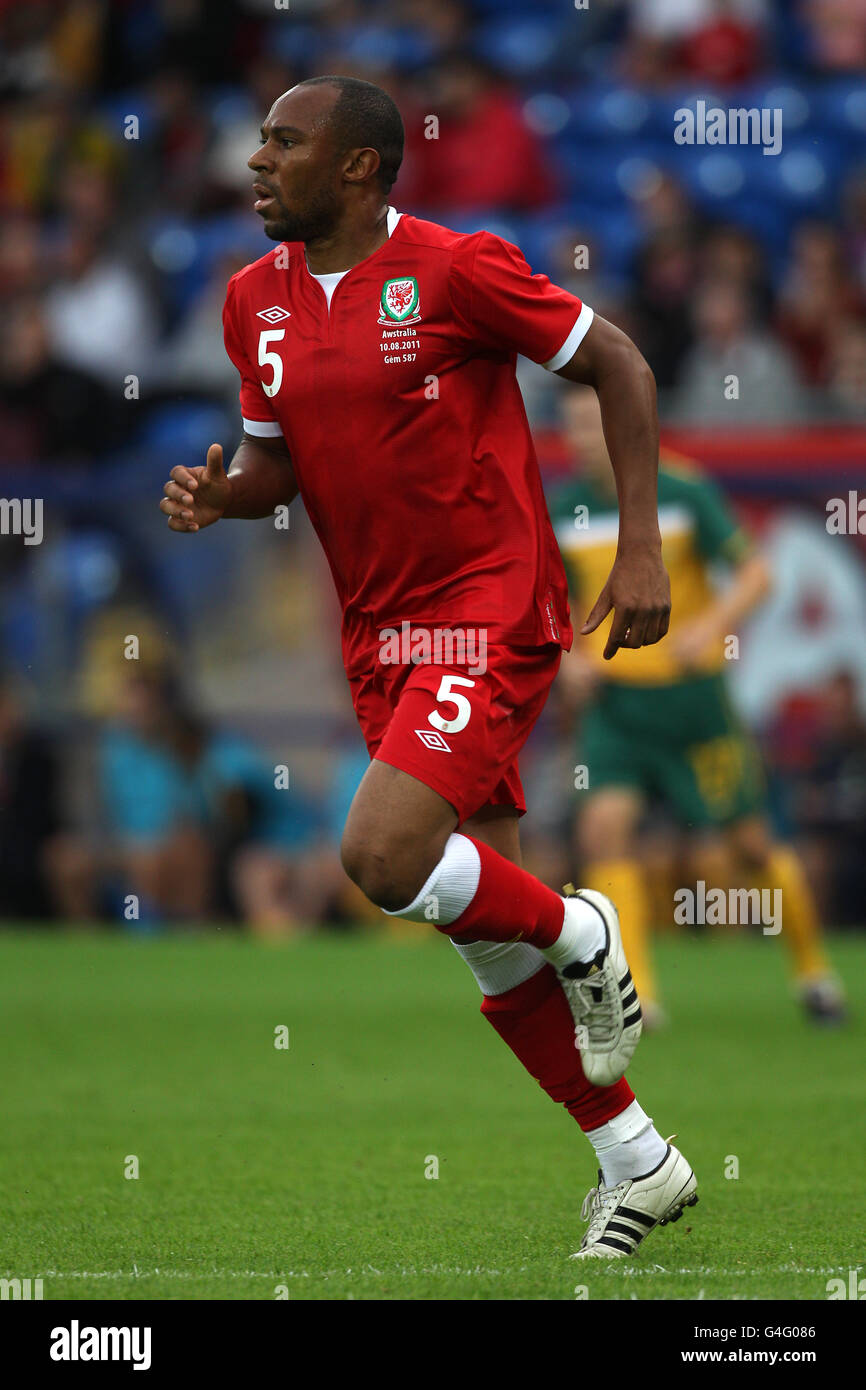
[428,675,475,734]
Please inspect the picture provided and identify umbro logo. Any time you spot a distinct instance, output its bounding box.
[256,306,291,323]
[414,729,452,753]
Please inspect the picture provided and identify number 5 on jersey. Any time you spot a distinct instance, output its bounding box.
[258,329,284,397]
[428,675,475,734]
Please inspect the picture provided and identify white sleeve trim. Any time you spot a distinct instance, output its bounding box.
[543,303,595,372]
[242,417,283,437]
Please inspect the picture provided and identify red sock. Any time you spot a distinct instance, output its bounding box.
[445,836,565,948]
[480,964,634,1130]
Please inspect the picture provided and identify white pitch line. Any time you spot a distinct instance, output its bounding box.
[23,1264,857,1281]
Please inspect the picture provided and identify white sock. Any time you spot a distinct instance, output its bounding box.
[381,833,480,925]
[540,895,606,972]
[451,937,545,995]
[586,1100,669,1187]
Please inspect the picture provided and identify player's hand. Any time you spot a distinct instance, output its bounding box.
[581,547,671,660]
[160,444,232,532]
[669,616,720,670]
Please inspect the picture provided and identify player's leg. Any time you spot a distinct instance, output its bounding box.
[340,756,586,954]
[727,815,846,1023]
[577,785,659,1019]
[677,676,845,1021]
[340,646,641,1085]
[341,653,696,1255]
[453,805,679,1207]
[574,688,659,1015]
[231,844,297,937]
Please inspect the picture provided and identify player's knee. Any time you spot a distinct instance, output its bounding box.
[729,819,772,871]
[339,832,425,913]
[580,810,632,861]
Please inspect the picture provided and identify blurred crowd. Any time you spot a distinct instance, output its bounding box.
[3,654,864,932]
[0,0,865,933]
[2,0,866,460]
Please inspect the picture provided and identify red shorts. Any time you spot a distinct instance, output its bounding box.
[347,642,562,825]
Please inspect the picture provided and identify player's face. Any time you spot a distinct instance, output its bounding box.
[248,85,344,243]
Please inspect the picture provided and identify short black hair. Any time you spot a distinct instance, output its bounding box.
[300,75,404,195]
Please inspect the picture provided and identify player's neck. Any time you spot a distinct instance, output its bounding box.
[304,203,391,275]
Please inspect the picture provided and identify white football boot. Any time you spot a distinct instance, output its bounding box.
[570,1139,698,1260]
[557,887,642,1087]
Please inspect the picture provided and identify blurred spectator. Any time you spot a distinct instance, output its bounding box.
[823,320,866,421]
[776,222,865,387]
[133,66,214,217]
[45,223,159,386]
[776,671,866,925]
[842,167,866,296]
[155,250,252,401]
[98,669,213,925]
[206,57,298,206]
[625,0,768,85]
[0,213,44,297]
[52,668,333,933]
[0,296,128,465]
[0,677,61,918]
[698,224,773,319]
[401,54,557,214]
[180,709,333,936]
[633,227,698,391]
[670,276,808,424]
[0,90,119,216]
[797,0,866,73]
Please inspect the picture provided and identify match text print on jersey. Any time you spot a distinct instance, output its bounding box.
[379,623,488,676]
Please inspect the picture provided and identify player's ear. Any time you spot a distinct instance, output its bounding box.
[343,147,381,186]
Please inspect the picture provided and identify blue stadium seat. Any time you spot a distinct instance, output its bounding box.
[565,85,654,142]
[710,196,792,261]
[94,91,155,138]
[562,203,642,278]
[147,214,263,315]
[138,403,232,454]
[815,81,866,138]
[470,0,562,11]
[743,138,845,214]
[475,16,565,75]
[735,82,813,134]
[555,138,674,204]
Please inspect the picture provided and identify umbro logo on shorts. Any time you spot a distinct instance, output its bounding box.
[256,305,292,323]
[414,728,452,753]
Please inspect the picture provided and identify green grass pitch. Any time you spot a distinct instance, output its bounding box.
[1,928,863,1301]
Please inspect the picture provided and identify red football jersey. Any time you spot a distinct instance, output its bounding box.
[222,210,594,675]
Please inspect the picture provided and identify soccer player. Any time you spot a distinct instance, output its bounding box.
[159,76,697,1258]
[551,382,846,1025]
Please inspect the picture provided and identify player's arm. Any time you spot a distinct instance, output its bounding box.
[555,315,670,658]
[160,434,298,531]
[672,548,772,669]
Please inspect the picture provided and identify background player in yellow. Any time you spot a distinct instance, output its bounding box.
[549,383,846,1026]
